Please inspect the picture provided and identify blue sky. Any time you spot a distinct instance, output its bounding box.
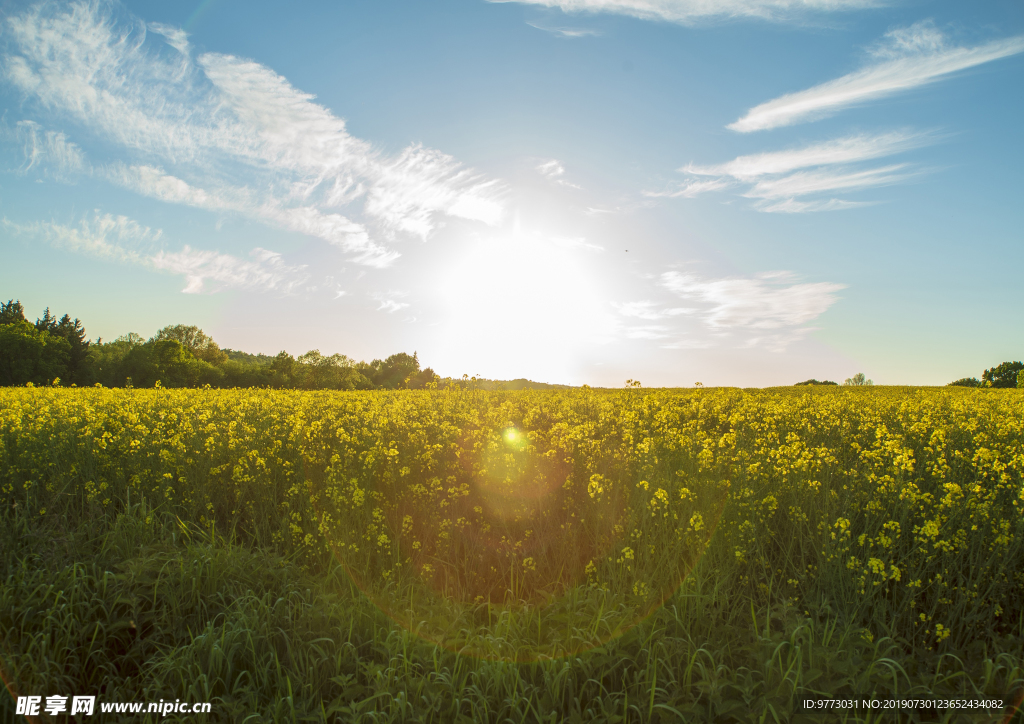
[1,0,1021,386]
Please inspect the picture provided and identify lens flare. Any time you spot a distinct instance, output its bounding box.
[308,396,726,662]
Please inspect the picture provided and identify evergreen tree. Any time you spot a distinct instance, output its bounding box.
[53,314,90,384]
[0,300,26,325]
[34,307,58,334]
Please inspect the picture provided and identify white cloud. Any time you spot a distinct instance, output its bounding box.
[2,2,505,266]
[147,22,190,55]
[684,130,932,180]
[373,292,411,313]
[643,177,732,198]
[4,120,85,178]
[730,25,1024,132]
[615,300,693,319]
[490,0,877,25]
[106,163,235,209]
[377,299,410,313]
[535,158,583,189]
[660,270,844,329]
[753,197,871,213]
[537,159,565,178]
[4,212,311,294]
[365,144,505,238]
[104,163,398,267]
[662,131,933,212]
[151,246,310,294]
[869,22,946,60]
[744,163,914,199]
[525,21,601,37]
[2,213,155,263]
[615,268,844,350]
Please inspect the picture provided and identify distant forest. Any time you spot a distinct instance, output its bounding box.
[0,299,567,391]
[3,298,1018,390]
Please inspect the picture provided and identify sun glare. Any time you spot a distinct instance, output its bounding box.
[503,426,527,450]
[431,224,614,383]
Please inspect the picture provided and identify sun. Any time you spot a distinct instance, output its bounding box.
[430,223,614,383]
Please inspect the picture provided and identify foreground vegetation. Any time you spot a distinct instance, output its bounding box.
[2,385,1023,722]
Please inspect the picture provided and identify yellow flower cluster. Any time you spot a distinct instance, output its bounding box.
[1,384,1020,652]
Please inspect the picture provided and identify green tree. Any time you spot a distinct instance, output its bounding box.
[219,359,276,388]
[948,377,982,388]
[355,358,383,387]
[34,307,57,334]
[843,373,873,386]
[795,379,838,386]
[376,352,421,389]
[270,352,299,388]
[0,299,26,325]
[88,333,145,387]
[1018,369,1024,389]
[150,339,223,387]
[295,350,371,390]
[0,320,71,386]
[981,361,1023,389]
[152,324,228,365]
[24,306,92,384]
[88,335,222,388]
[407,366,439,389]
[53,314,90,384]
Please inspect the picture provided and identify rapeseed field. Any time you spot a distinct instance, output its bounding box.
[1,385,1022,722]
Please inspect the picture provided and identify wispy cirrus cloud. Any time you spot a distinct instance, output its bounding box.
[683,130,933,180]
[754,197,870,213]
[2,2,506,268]
[105,163,397,267]
[366,145,504,237]
[615,269,844,351]
[652,130,934,212]
[491,0,877,25]
[2,213,156,263]
[536,158,583,189]
[643,178,732,198]
[151,246,311,294]
[2,120,85,179]
[660,270,844,329]
[4,212,313,294]
[745,162,915,199]
[615,300,694,319]
[525,20,601,37]
[373,291,411,313]
[730,23,1024,132]
[537,159,566,178]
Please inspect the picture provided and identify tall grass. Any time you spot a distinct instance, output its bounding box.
[1,385,1022,722]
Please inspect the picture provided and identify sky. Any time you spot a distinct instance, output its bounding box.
[0,0,1021,387]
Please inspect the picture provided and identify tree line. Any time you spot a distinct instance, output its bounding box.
[0,299,437,390]
[948,361,1023,389]
[794,373,871,386]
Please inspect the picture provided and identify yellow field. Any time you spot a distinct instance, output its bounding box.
[3,384,1021,665]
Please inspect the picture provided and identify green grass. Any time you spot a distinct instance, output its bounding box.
[2,502,1021,723]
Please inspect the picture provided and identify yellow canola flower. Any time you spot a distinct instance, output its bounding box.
[0,383,1019,642]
